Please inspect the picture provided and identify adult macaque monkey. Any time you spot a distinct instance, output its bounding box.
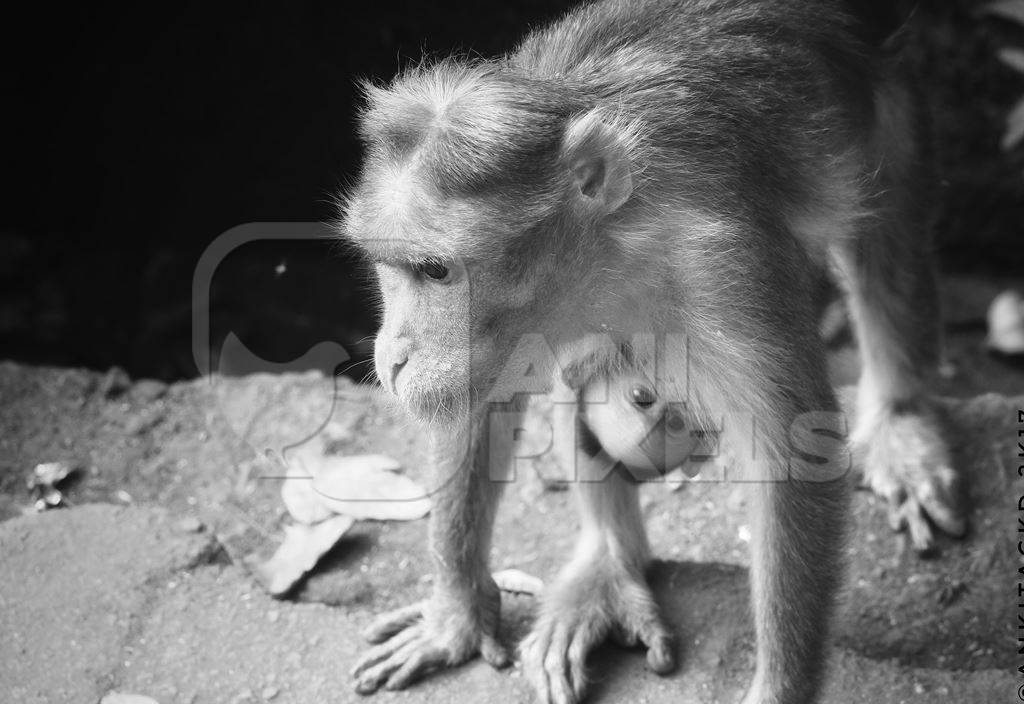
[340,0,966,702]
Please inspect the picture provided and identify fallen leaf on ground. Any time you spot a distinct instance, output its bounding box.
[253,515,355,596]
[493,568,544,595]
[99,694,160,704]
[306,454,430,521]
[280,462,333,525]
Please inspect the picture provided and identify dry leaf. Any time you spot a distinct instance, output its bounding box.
[493,568,544,595]
[99,695,160,704]
[309,455,430,521]
[280,462,333,525]
[253,515,355,596]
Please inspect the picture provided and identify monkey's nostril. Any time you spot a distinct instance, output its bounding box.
[390,359,408,389]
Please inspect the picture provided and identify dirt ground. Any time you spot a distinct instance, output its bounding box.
[2,273,1024,704]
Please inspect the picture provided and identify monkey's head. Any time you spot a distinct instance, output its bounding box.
[340,62,646,424]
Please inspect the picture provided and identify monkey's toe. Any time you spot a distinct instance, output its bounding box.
[353,631,448,694]
[361,601,425,643]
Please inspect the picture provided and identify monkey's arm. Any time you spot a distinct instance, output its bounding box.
[351,423,509,693]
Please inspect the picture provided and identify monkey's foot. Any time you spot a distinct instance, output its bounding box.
[351,596,510,694]
[520,562,674,704]
[855,402,967,553]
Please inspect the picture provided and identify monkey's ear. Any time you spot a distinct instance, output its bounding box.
[562,112,634,215]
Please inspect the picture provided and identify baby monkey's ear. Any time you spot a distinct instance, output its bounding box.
[562,110,634,216]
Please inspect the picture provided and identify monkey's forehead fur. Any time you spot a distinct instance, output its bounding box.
[340,0,876,263]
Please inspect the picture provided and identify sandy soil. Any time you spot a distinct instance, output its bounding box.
[1,274,1024,704]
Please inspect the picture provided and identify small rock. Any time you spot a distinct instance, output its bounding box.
[100,694,160,704]
[261,685,280,700]
[100,366,132,398]
[493,568,544,595]
[29,461,73,488]
[174,516,204,533]
[267,609,280,623]
[132,379,168,402]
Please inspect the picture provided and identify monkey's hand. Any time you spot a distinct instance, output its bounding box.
[351,581,510,694]
[856,402,967,553]
[520,559,674,704]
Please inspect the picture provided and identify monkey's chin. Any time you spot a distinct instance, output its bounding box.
[393,385,471,426]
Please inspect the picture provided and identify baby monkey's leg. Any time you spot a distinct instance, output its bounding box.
[520,426,673,704]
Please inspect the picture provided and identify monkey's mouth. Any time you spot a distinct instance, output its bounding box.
[391,376,471,424]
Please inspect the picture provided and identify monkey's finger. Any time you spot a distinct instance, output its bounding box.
[354,638,423,694]
[543,623,577,704]
[566,622,603,700]
[520,630,553,704]
[480,633,511,669]
[383,642,447,690]
[607,623,638,648]
[642,629,675,675]
[912,466,967,538]
[626,610,674,674]
[351,626,421,677]
[886,502,906,533]
[902,499,936,555]
[362,602,425,643]
[619,584,675,675]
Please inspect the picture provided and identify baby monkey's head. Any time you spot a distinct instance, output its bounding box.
[580,371,699,477]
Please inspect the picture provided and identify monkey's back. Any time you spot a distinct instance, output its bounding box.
[511,0,887,227]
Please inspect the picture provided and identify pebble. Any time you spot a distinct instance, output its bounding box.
[99,694,159,704]
[230,688,254,704]
[174,516,204,533]
[133,379,168,402]
[261,685,280,700]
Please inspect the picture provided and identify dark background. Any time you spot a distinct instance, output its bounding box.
[2,0,1023,381]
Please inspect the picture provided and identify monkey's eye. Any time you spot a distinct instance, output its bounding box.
[630,385,657,409]
[411,258,451,282]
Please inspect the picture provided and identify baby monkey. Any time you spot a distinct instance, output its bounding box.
[577,369,701,481]
[517,367,702,686]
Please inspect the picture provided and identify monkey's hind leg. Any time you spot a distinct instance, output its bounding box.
[830,222,967,553]
[519,454,673,704]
